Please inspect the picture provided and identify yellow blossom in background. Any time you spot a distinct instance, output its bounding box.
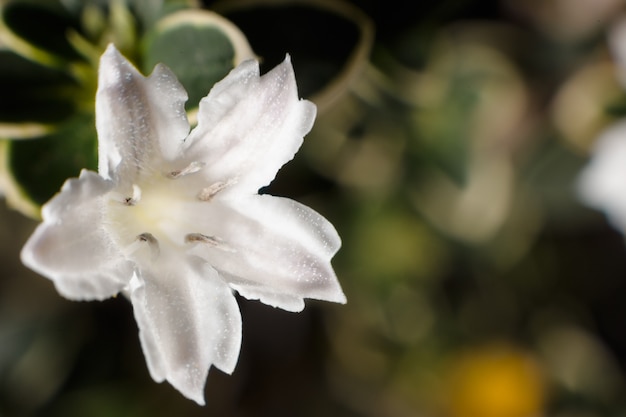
[445,345,546,417]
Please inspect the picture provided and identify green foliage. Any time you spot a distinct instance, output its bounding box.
[0,0,253,215]
[4,0,626,416]
[142,22,235,109]
[2,0,82,59]
[0,50,78,124]
[8,113,97,206]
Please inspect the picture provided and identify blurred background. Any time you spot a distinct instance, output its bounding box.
[2,0,626,415]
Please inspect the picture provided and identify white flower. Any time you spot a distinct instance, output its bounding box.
[578,121,626,230]
[578,18,626,232]
[20,44,345,405]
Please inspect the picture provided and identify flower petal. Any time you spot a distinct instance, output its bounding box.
[20,170,133,300]
[186,194,345,312]
[96,44,189,181]
[130,253,242,405]
[183,56,317,194]
[578,121,626,231]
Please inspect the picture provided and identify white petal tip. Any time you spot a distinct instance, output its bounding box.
[166,373,208,407]
[20,239,35,269]
[190,393,206,407]
[336,292,348,304]
[177,386,206,406]
[101,44,124,66]
[98,44,138,90]
[104,43,118,54]
[324,288,347,305]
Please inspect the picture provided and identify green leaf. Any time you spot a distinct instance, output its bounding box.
[141,10,253,110]
[214,0,373,109]
[2,0,83,61]
[0,49,78,125]
[6,112,97,209]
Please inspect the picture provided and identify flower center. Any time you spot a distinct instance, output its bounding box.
[106,177,187,249]
[104,161,235,258]
[132,181,186,242]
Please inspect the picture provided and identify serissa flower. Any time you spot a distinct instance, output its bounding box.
[578,19,626,231]
[21,44,345,405]
[578,120,626,230]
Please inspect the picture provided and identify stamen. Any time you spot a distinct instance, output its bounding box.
[122,184,142,206]
[185,233,235,252]
[185,233,221,245]
[137,232,160,259]
[197,179,235,201]
[167,161,206,179]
